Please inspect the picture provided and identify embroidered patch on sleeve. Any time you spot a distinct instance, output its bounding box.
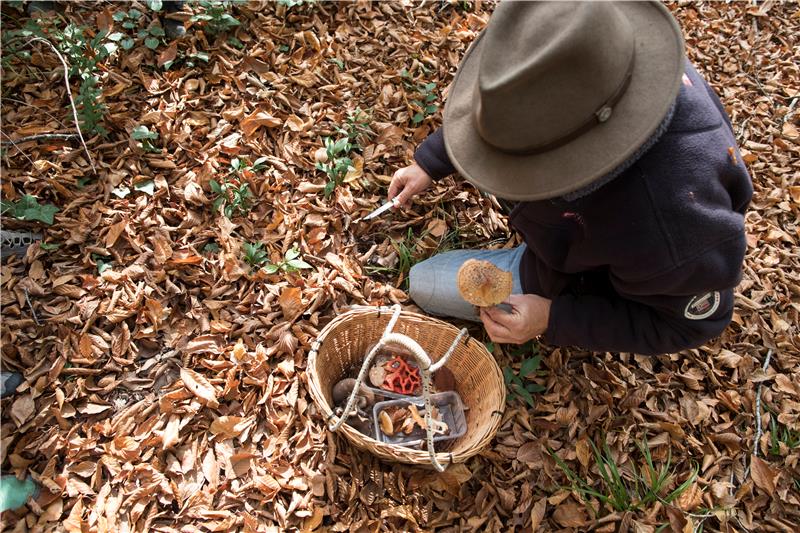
[684,292,721,320]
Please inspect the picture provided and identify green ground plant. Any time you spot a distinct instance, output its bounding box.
[190,1,242,36]
[230,156,268,175]
[210,177,252,218]
[243,244,312,273]
[769,414,800,456]
[549,435,698,517]
[209,156,266,218]
[401,68,438,125]
[0,195,59,224]
[316,136,354,197]
[2,19,111,136]
[263,247,313,274]
[336,107,374,149]
[132,125,161,153]
[277,0,316,9]
[243,242,268,268]
[91,253,113,274]
[500,341,545,407]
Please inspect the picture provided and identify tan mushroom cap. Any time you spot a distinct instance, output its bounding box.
[456,259,513,307]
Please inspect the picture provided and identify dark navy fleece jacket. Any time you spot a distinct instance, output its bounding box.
[414,63,752,355]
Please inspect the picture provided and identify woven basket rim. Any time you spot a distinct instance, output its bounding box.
[307,305,506,466]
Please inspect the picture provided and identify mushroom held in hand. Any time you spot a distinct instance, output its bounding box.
[456,259,513,307]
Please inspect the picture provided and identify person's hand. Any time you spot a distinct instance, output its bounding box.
[480,294,552,344]
[388,163,433,208]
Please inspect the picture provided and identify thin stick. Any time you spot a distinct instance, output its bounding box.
[752,349,773,458]
[24,288,41,326]
[743,348,774,481]
[0,133,77,145]
[1,97,72,130]
[23,37,97,174]
[0,130,37,168]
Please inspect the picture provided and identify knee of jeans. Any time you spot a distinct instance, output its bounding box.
[408,263,430,308]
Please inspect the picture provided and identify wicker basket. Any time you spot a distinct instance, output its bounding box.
[307,306,505,469]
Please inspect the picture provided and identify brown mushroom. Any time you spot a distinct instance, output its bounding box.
[378,410,394,436]
[332,378,375,409]
[456,259,513,307]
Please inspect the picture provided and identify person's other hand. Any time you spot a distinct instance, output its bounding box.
[480,294,552,344]
[388,163,433,208]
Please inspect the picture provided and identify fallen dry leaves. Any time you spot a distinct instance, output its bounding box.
[1,1,798,532]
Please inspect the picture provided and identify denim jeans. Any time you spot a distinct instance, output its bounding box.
[408,245,526,321]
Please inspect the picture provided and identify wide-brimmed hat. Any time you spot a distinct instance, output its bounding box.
[443,1,685,201]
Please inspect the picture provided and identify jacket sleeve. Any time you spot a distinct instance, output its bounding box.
[413,128,456,180]
[543,238,744,355]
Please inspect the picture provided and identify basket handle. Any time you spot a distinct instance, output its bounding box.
[329,305,468,472]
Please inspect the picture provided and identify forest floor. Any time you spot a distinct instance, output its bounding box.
[0,1,798,532]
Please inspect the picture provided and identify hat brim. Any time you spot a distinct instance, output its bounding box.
[443,2,685,201]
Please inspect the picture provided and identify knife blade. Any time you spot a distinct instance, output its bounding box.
[362,197,399,221]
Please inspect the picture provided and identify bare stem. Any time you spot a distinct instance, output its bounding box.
[23,37,97,174]
[0,133,77,145]
[0,131,37,168]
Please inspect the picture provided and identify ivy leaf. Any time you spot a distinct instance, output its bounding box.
[134,180,155,196]
[145,37,160,50]
[286,258,312,270]
[107,32,125,42]
[131,125,158,141]
[121,38,135,50]
[149,26,166,37]
[112,185,131,198]
[22,203,59,224]
[147,0,163,10]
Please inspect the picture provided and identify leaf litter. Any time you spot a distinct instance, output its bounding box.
[0,1,798,532]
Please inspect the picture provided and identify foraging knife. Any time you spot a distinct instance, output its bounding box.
[362,197,399,221]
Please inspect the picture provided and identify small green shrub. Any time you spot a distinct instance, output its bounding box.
[316,137,354,197]
[243,242,269,268]
[263,246,313,274]
[549,435,698,517]
[210,177,252,218]
[401,68,438,125]
[191,1,242,36]
[131,125,160,153]
[336,107,373,150]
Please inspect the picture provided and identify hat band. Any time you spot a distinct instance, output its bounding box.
[501,49,636,156]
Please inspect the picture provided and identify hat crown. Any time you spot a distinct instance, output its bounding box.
[475,1,635,153]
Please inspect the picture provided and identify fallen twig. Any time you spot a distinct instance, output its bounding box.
[23,37,97,174]
[752,348,773,458]
[24,288,41,327]
[0,131,37,168]
[0,133,78,145]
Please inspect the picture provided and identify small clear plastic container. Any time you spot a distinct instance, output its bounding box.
[372,391,467,448]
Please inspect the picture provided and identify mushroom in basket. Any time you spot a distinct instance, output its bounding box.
[331,378,375,435]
